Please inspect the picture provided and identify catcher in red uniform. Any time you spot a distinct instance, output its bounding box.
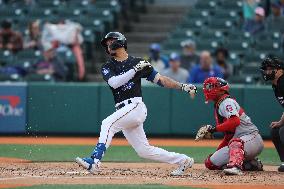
[195,77,264,175]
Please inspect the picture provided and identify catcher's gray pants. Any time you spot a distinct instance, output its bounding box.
[98,97,189,165]
[210,133,264,167]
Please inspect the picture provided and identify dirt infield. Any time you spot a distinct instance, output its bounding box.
[0,137,275,148]
[0,162,284,189]
[0,137,281,189]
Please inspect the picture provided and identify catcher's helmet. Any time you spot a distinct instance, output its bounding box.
[203,77,229,103]
[101,32,127,54]
[260,56,284,81]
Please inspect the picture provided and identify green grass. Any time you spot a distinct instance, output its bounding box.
[8,184,202,189]
[0,144,279,165]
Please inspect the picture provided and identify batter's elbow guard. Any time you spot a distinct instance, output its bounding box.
[205,154,222,170]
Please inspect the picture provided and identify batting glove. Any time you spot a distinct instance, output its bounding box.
[133,60,152,72]
[181,83,197,95]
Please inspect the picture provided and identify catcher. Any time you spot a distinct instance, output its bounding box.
[195,77,264,175]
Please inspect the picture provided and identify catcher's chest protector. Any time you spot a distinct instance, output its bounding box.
[214,95,231,125]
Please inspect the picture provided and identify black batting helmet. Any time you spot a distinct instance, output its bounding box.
[101,32,127,54]
[260,56,284,81]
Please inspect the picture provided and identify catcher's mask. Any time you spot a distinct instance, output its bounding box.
[203,77,229,103]
[260,56,284,81]
[101,32,127,56]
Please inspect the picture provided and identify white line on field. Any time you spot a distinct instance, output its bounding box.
[0,175,129,181]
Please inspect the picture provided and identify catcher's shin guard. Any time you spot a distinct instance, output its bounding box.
[91,143,106,160]
[227,138,245,169]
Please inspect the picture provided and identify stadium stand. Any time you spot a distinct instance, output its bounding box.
[0,0,283,84]
[162,0,284,84]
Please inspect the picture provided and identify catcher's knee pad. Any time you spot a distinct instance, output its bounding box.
[228,138,245,169]
[205,154,222,170]
[91,143,106,160]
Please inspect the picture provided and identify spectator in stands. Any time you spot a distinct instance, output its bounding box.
[24,20,42,50]
[162,52,189,83]
[0,20,23,53]
[32,42,67,81]
[214,47,233,80]
[267,2,284,31]
[243,0,259,21]
[279,0,284,15]
[41,20,85,80]
[148,43,168,73]
[188,51,223,84]
[244,6,266,35]
[180,39,199,71]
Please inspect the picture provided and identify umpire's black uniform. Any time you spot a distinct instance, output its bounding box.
[261,57,284,172]
[271,74,284,169]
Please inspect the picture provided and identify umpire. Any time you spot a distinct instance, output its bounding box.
[261,56,284,172]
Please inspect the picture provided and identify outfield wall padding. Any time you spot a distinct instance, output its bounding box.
[2,82,282,138]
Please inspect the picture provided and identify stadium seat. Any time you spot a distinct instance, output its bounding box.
[241,63,261,77]
[195,39,220,52]
[170,28,200,39]
[207,18,235,32]
[242,52,266,64]
[186,9,211,20]
[16,49,41,60]
[85,10,114,32]
[0,50,13,66]
[25,73,54,82]
[219,0,243,10]
[0,73,22,82]
[55,8,82,19]
[27,8,54,17]
[0,7,24,23]
[212,9,238,19]
[253,31,281,42]
[95,0,120,13]
[225,31,252,41]
[179,19,204,30]
[196,30,223,41]
[36,0,61,8]
[228,75,253,84]
[195,0,217,10]
[224,40,250,55]
[254,40,281,52]
[67,0,90,8]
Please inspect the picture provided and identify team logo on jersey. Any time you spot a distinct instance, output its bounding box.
[278,97,284,104]
[122,82,135,91]
[226,105,233,112]
[102,68,110,75]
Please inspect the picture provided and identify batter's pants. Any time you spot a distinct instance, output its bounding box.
[97,97,189,165]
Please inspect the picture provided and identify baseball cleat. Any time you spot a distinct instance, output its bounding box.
[223,167,243,175]
[243,158,263,171]
[170,157,194,176]
[278,163,284,172]
[75,157,100,174]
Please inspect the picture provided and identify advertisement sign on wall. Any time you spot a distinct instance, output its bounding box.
[0,83,27,133]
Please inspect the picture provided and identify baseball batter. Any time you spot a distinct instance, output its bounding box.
[195,77,264,175]
[76,32,197,176]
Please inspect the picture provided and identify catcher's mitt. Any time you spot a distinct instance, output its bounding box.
[195,125,215,141]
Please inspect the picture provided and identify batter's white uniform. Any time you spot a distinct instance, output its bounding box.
[99,97,188,164]
[76,56,192,172]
